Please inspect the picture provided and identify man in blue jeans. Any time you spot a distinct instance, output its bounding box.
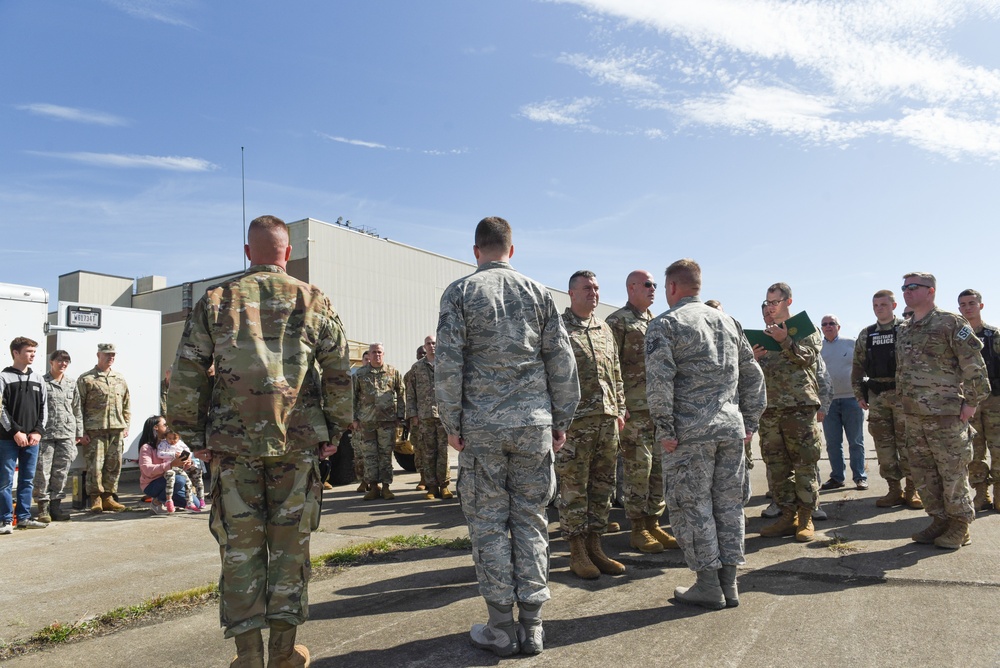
[819,315,869,490]
[0,336,49,533]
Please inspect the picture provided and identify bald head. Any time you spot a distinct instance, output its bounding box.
[245,215,291,268]
[625,270,656,311]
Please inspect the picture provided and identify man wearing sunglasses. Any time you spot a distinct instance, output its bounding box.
[851,290,920,510]
[956,289,1000,513]
[896,273,989,549]
[753,282,824,543]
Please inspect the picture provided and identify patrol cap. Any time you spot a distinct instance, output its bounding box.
[97,343,116,353]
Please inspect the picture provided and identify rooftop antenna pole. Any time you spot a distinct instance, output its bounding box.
[241,146,247,271]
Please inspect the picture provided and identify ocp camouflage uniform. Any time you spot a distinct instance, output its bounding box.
[852,317,910,483]
[436,260,580,607]
[757,330,823,511]
[77,366,130,496]
[405,357,449,487]
[896,307,989,524]
[403,364,425,480]
[168,263,352,638]
[556,309,625,538]
[606,303,666,522]
[646,297,767,571]
[353,364,405,485]
[968,323,1000,491]
[34,372,83,502]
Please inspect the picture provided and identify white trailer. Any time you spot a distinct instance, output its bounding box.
[0,282,48,358]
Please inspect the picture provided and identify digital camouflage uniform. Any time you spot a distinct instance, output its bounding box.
[168,263,352,638]
[606,303,666,522]
[896,307,989,524]
[557,309,625,538]
[757,329,823,511]
[436,260,580,607]
[353,364,405,485]
[34,372,83,502]
[646,297,767,571]
[403,364,426,480]
[968,323,1000,489]
[852,317,910,483]
[405,357,449,487]
[77,366,130,496]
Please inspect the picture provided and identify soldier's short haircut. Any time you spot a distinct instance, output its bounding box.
[9,337,38,355]
[767,282,792,300]
[903,271,936,288]
[665,259,701,290]
[475,216,512,253]
[248,215,289,241]
[705,299,721,309]
[50,349,71,363]
[959,289,983,303]
[416,345,426,359]
[873,289,895,300]
[568,270,597,290]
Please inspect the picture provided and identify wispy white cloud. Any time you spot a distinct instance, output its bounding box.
[27,151,218,171]
[543,0,1000,161]
[317,133,392,150]
[17,103,130,127]
[316,131,468,155]
[101,0,195,28]
[520,97,599,126]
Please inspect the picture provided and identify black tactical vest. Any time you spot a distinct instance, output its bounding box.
[865,323,897,379]
[980,326,1000,396]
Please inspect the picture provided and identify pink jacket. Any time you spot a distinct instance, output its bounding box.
[139,443,182,490]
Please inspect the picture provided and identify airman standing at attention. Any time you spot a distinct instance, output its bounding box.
[957,289,1000,512]
[77,343,130,513]
[33,349,83,523]
[606,270,678,554]
[896,273,989,549]
[406,335,452,500]
[353,343,405,500]
[404,344,428,491]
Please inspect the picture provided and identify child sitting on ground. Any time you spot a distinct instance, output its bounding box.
[155,430,205,512]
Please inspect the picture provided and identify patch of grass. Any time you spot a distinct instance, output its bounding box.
[826,533,862,553]
[312,533,467,568]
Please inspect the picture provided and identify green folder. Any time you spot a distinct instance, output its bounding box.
[744,311,817,352]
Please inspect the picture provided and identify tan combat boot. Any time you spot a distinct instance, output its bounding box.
[933,518,971,549]
[381,484,395,500]
[876,479,905,508]
[101,493,125,512]
[415,475,427,492]
[230,629,264,668]
[424,485,439,500]
[568,535,600,579]
[759,506,797,537]
[794,506,815,542]
[35,499,51,524]
[994,484,1000,512]
[89,495,104,513]
[629,517,664,553]
[267,621,310,668]
[903,479,923,509]
[585,532,626,575]
[646,516,680,549]
[972,483,992,511]
[363,484,381,500]
[439,485,454,499]
[911,516,949,544]
[355,480,367,493]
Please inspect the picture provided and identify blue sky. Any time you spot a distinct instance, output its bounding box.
[4,0,1000,339]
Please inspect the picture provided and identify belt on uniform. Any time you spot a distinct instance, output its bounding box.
[867,380,896,395]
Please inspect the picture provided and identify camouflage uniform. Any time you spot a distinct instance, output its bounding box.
[436,260,580,607]
[34,372,83,502]
[646,297,766,571]
[606,303,666,522]
[77,366,130,495]
[968,323,1000,488]
[159,377,169,417]
[168,263,352,638]
[852,317,910,483]
[353,364,405,485]
[896,307,989,524]
[405,357,449,487]
[757,330,823,511]
[403,364,426,480]
[556,309,625,537]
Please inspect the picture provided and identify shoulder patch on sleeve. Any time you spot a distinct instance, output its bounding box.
[646,337,659,355]
[957,325,973,341]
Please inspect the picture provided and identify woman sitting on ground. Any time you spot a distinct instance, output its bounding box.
[138,415,193,515]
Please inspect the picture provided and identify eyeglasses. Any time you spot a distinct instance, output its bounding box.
[901,283,932,292]
[762,299,786,307]
[821,322,838,327]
